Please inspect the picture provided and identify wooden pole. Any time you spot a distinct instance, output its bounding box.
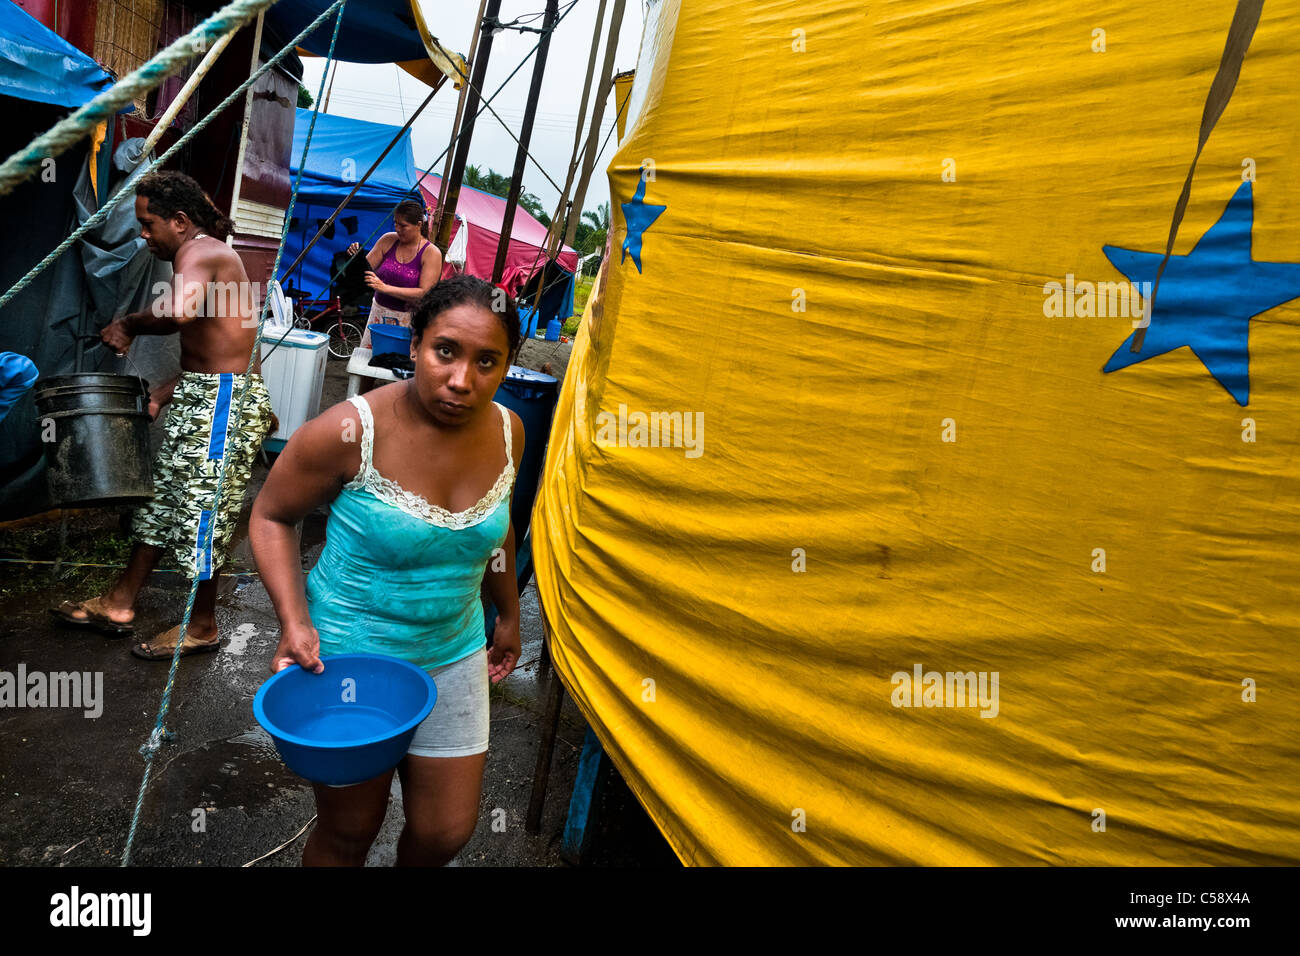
[526,609,566,834]
[434,0,504,254]
[433,0,488,244]
[544,0,607,258]
[321,57,339,113]
[565,0,626,249]
[491,0,559,285]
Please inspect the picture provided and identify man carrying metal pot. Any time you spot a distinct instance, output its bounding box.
[50,171,273,661]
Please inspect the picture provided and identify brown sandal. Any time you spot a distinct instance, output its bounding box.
[50,597,136,637]
[130,626,220,661]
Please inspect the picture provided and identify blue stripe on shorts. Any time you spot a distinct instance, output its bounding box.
[207,372,233,460]
[195,509,213,580]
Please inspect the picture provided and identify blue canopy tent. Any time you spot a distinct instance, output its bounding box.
[0,2,115,109]
[281,108,423,302]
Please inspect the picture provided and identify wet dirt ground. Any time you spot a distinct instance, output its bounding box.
[0,350,677,867]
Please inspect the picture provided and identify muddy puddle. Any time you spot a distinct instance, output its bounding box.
[157,725,306,812]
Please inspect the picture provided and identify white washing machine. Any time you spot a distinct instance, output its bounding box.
[260,325,329,453]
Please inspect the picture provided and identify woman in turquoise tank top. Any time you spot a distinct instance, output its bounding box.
[250,275,524,866]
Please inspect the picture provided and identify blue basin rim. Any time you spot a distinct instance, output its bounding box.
[253,653,437,750]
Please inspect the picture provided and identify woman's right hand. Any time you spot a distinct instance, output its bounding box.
[346,242,362,257]
[271,622,324,674]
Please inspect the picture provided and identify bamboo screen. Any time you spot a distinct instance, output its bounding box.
[93,0,166,111]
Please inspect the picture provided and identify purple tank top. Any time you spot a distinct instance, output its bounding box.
[372,238,430,310]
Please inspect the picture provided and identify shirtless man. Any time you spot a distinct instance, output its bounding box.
[52,170,274,660]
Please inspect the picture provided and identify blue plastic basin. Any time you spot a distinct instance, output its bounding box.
[253,653,436,786]
[367,323,412,358]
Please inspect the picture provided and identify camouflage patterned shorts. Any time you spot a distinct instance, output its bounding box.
[132,371,273,580]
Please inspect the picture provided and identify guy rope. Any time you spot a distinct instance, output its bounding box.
[109,0,348,867]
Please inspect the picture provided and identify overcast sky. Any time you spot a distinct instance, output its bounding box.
[299,0,645,222]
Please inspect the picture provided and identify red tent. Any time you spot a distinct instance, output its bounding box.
[418,173,579,295]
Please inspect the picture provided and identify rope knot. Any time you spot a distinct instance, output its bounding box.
[138,726,174,759]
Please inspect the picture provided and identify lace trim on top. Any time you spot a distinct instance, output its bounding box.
[344,394,514,529]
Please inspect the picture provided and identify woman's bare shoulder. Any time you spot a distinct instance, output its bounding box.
[314,396,364,428]
[294,399,365,464]
[361,382,406,420]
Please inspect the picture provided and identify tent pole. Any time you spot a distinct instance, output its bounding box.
[491,0,559,285]
[433,0,488,245]
[545,0,606,257]
[321,56,339,113]
[565,0,626,250]
[520,0,610,324]
[434,0,504,255]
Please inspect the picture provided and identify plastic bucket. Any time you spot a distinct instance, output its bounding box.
[33,373,153,507]
[254,653,437,786]
[367,323,412,358]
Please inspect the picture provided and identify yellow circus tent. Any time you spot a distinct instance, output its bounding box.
[531,0,1300,865]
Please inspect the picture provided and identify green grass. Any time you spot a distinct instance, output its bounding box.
[0,513,134,598]
[564,275,596,335]
[574,275,595,313]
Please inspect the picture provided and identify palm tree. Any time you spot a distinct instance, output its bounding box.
[464,165,485,190]
[581,202,609,258]
[582,202,610,233]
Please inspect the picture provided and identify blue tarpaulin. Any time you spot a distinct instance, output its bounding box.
[0,2,115,108]
[269,0,431,64]
[0,352,38,423]
[282,108,422,300]
[266,0,465,89]
[519,263,577,328]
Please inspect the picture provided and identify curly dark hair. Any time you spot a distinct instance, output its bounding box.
[134,170,232,240]
[411,275,521,365]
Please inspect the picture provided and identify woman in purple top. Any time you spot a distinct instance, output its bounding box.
[347,199,443,349]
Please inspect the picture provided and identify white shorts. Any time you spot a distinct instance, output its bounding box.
[327,648,489,786]
[407,647,490,758]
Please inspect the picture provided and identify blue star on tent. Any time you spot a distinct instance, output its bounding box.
[1102,180,1300,406]
[620,168,666,273]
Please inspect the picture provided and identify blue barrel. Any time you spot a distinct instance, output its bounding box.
[485,365,559,641]
[492,365,559,546]
[545,317,562,341]
[518,306,540,340]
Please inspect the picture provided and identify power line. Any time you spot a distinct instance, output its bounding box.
[325,89,598,124]
[324,98,603,132]
[319,92,617,139]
